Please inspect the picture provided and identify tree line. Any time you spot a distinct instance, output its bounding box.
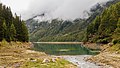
[0,4,29,42]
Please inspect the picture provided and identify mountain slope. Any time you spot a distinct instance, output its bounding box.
[86,2,120,44]
[29,19,86,42]
[27,0,120,42]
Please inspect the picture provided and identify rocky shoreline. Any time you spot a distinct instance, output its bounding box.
[86,44,120,68]
[86,52,120,68]
[54,55,102,68]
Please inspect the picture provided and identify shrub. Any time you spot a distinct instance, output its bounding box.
[112,39,120,44]
[1,39,9,46]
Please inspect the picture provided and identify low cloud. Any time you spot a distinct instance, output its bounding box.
[22,0,109,20]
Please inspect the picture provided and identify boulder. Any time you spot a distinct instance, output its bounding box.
[42,59,50,63]
[108,43,113,47]
[52,58,57,62]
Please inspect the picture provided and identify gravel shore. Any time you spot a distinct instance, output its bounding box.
[54,55,102,68]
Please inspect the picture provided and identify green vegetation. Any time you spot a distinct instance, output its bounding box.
[109,44,120,53]
[28,0,120,43]
[29,19,86,42]
[86,2,120,44]
[21,59,76,68]
[112,18,120,44]
[0,4,29,42]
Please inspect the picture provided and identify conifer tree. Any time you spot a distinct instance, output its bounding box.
[21,21,29,42]
[86,2,120,43]
[10,23,16,41]
[0,17,4,41]
[112,18,120,44]
[2,20,7,40]
[0,4,29,42]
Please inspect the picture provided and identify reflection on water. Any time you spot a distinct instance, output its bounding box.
[33,43,99,55]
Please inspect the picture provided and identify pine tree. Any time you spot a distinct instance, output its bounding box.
[0,4,2,17]
[0,17,4,41]
[0,4,29,42]
[13,15,29,42]
[10,23,16,41]
[2,20,7,40]
[21,21,29,42]
[86,2,120,43]
[112,18,120,44]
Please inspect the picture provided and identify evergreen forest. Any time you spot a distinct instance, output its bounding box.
[0,4,29,42]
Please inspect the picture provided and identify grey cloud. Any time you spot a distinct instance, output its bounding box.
[22,0,109,20]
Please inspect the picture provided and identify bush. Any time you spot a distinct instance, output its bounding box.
[97,38,109,44]
[1,39,9,46]
[112,39,120,44]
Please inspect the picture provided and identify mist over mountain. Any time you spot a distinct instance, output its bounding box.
[22,0,110,20]
[28,0,120,42]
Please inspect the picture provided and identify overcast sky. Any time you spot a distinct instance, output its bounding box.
[1,0,109,20]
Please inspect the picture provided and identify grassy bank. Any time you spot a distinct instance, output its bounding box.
[0,40,76,68]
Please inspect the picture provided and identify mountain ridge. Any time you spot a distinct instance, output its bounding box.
[26,0,120,43]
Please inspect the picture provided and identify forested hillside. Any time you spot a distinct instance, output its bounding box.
[29,19,86,42]
[27,0,120,43]
[0,4,29,42]
[86,2,120,44]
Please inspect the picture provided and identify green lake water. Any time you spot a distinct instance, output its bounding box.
[33,43,99,55]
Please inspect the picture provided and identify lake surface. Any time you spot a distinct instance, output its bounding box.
[33,43,99,55]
